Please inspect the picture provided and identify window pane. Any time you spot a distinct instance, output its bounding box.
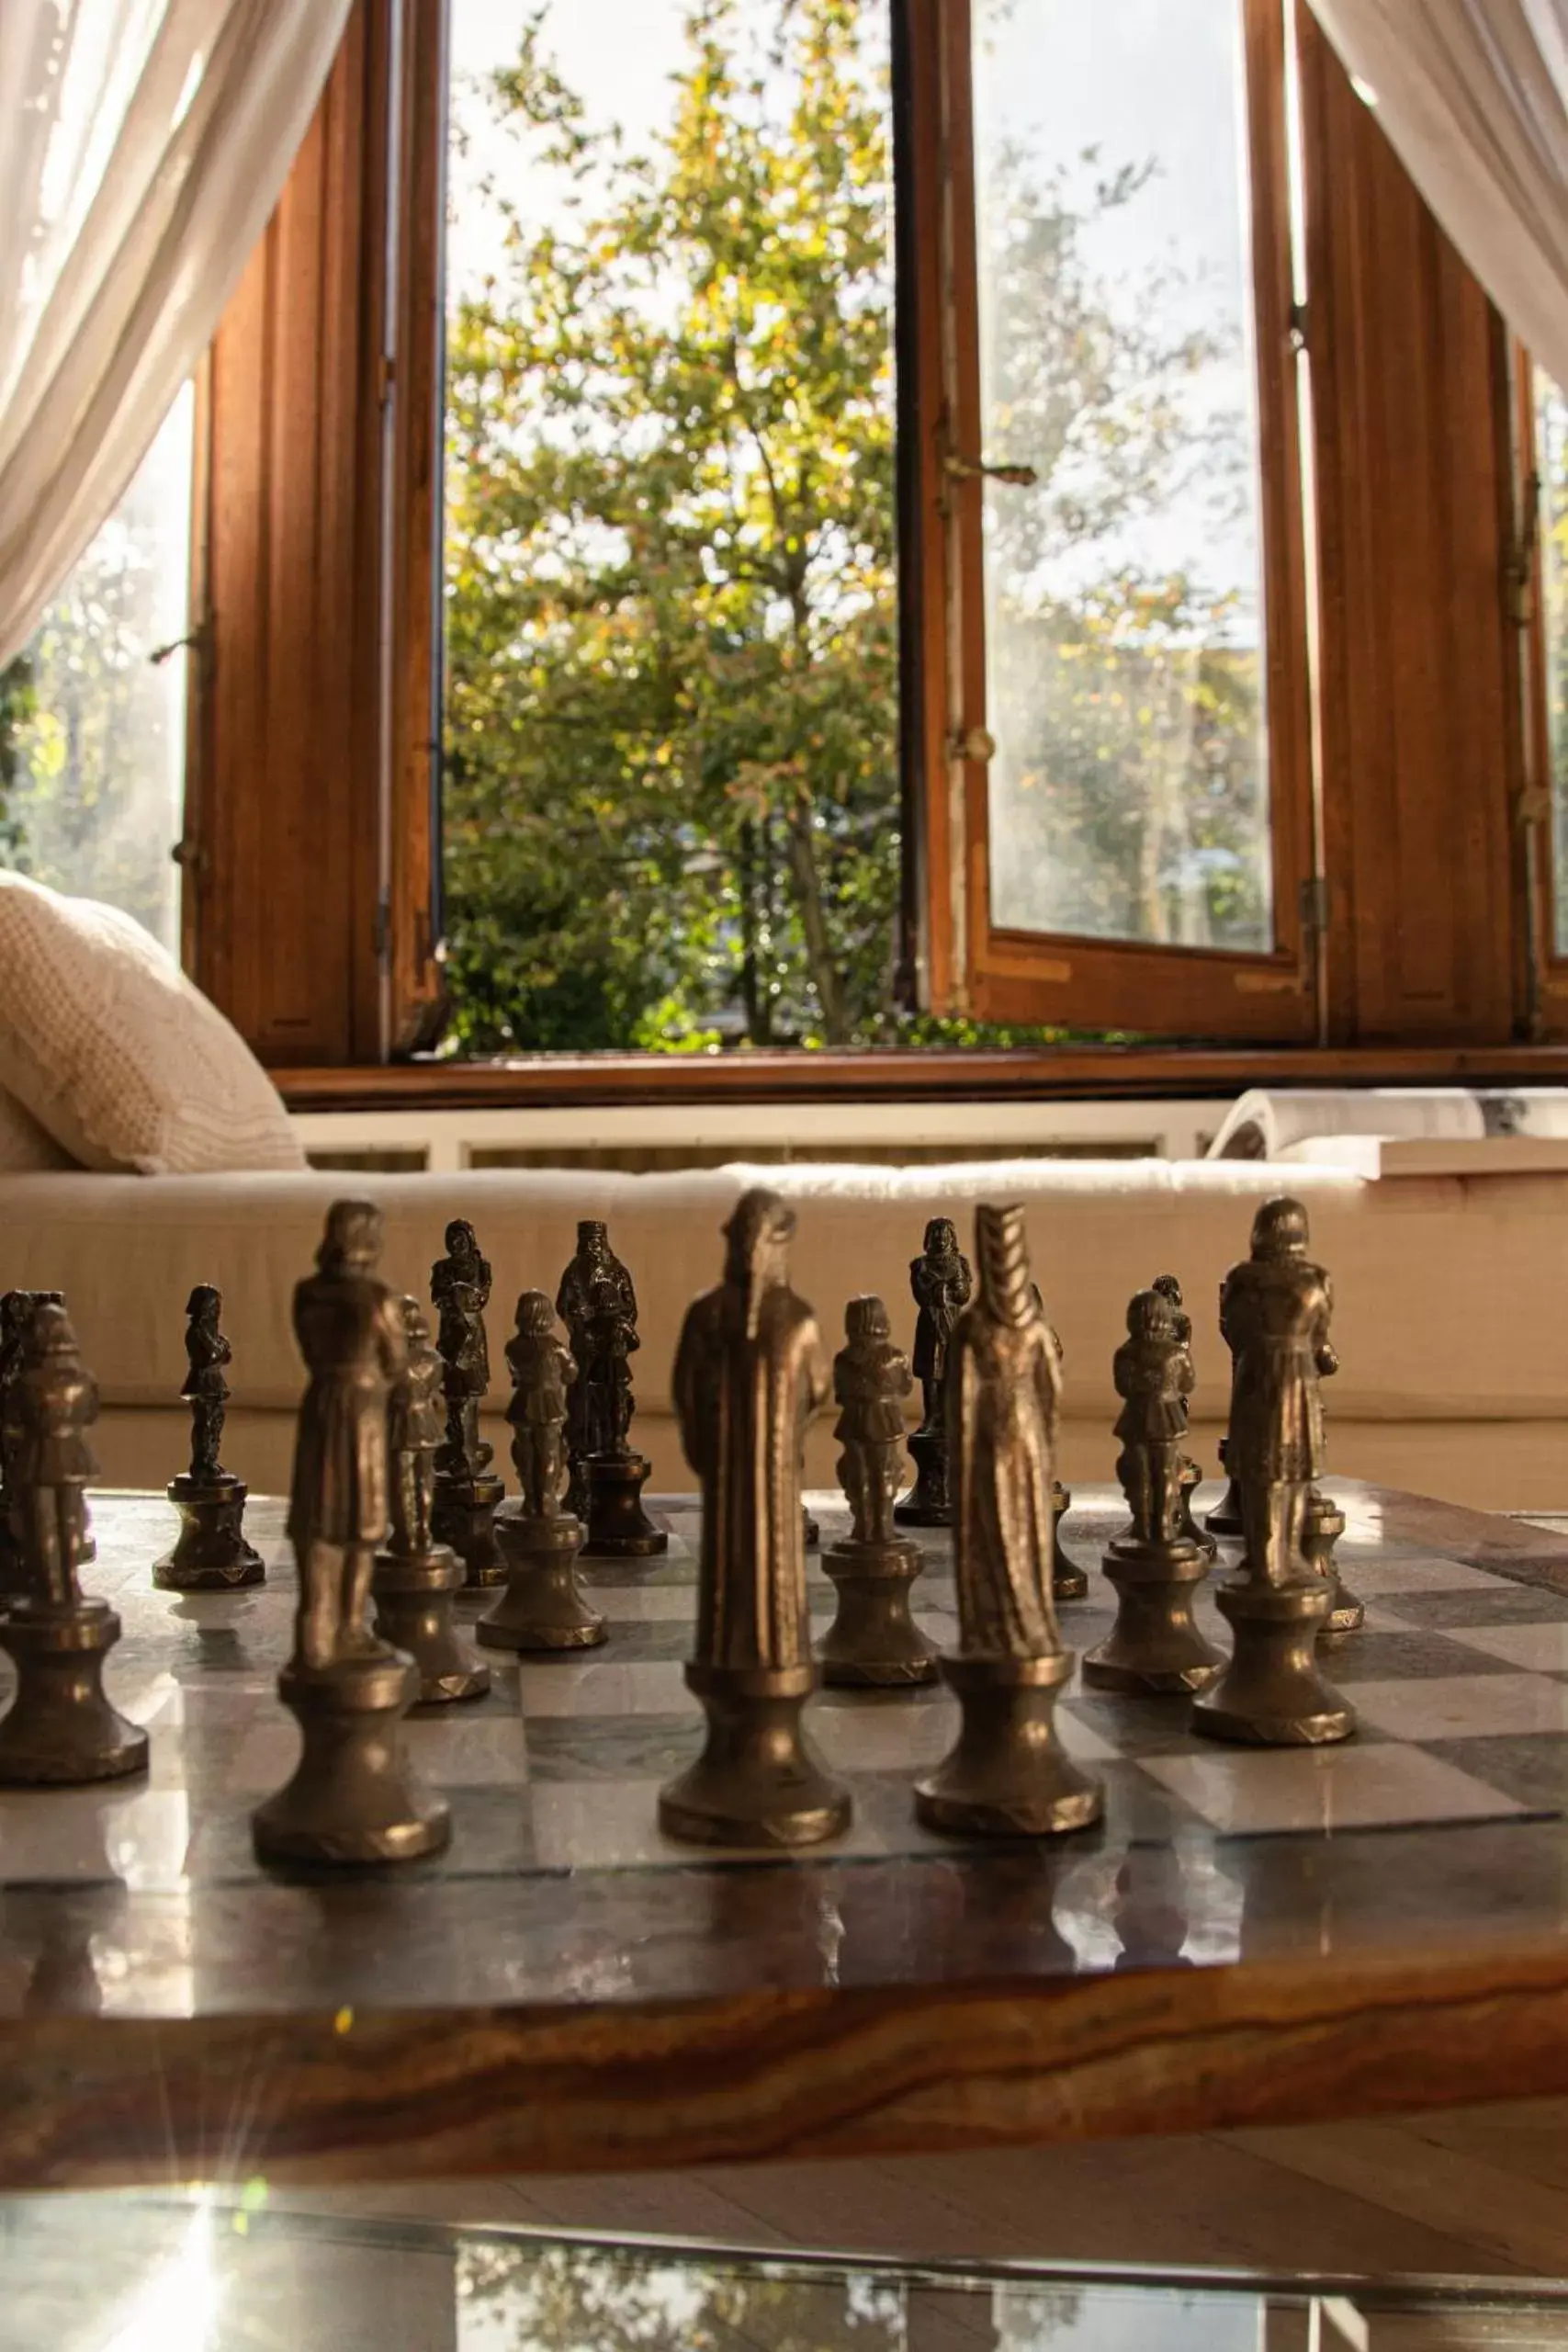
[2,387,195,955]
[442,0,897,1053]
[1537,371,1568,956]
[974,0,1273,953]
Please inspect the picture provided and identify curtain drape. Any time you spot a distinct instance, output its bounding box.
[1308,0,1568,389]
[0,0,353,672]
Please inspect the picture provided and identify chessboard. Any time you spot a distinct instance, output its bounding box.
[6,1477,1568,2190]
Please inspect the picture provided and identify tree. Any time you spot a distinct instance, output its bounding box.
[444,0,1261,1052]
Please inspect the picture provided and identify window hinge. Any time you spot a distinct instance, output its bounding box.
[375,888,391,970]
[1506,469,1541,627]
[1299,874,1330,935]
[1288,300,1309,353]
[942,452,1038,488]
[949,726,996,764]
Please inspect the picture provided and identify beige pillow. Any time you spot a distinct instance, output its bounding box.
[0,874,306,1174]
[0,1083,76,1170]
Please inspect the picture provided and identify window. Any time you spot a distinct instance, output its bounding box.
[1,388,196,956]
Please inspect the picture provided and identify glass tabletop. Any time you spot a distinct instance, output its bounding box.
[5,2196,1567,2352]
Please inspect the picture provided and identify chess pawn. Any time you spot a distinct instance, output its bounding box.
[1152,1273,1217,1557]
[557,1220,667,1558]
[1084,1290,1224,1696]
[1043,1317,1087,1600]
[0,1302,146,1784]
[371,1297,490,1705]
[153,1285,265,1591]
[254,1201,448,1866]
[1192,1197,1355,1747]
[659,1189,851,1846]
[818,1296,937,1688]
[896,1217,972,1528]
[1305,1487,1363,1645]
[480,1291,604,1652]
[430,1217,506,1585]
[915,1205,1103,1839]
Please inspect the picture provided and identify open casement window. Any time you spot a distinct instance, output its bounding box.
[904,0,1318,1040]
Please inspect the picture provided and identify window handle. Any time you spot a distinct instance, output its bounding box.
[942,453,1038,488]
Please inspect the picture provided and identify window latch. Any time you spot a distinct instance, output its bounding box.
[942,453,1038,488]
[949,726,997,764]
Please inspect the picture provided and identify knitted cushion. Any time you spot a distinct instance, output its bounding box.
[0,1083,75,1170]
[0,873,305,1174]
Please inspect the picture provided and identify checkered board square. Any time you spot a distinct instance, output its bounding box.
[6,1480,1568,1894]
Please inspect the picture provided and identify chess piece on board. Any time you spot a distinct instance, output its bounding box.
[914,1204,1103,1838]
[430,1218,505,1585]
[0,1302,146,1783]
[1305,1486,1362,1645]
[371,1297,490,1705]
[896,1217,971,1528]
[1043,1316,1087,1601]
[253,1200,448,1866]
[818,1296,937,1688]
[0,1289,82,1593]
[659,1188,850,1846]
[479,1291,604,1652]
[557,1221,667,1558]
[1207,1250,1247,1538]
[1151,1273,1216,1557]
[1192,1197,1354,1747]
[153,1286,265,1591]
[1083,1289,1224,1695]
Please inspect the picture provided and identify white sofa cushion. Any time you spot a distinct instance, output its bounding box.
[0,874,304,1174]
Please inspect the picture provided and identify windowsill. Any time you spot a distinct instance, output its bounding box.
[273,1039,1568,1114]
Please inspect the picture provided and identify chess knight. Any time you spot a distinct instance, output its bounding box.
[896,1216,972,1526]
[660,1187,850,1844]
[914,1202,1102,1836]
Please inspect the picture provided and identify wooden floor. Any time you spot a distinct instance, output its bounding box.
[285,2102,1568,2280]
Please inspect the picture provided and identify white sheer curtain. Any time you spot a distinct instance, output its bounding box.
[1309,0,1568,388]
[0,0,352,671]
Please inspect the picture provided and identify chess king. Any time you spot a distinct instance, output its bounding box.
[253,1199,449,1863]
[659,1186,851,1845]
[914,1201,1103,1837]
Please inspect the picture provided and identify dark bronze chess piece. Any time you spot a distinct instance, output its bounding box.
[0,1288,83,1594]
[480,1291,605,1652]
[1152,1273,1217,1557]
[0,1302,146,1783]
[253,1200,449,1866]
[1306,1487,1363,1645]
[818,1296,937,1688]
[1043,1316,1088,1600]
[153,1286,265,1591]
[1206,1435,1243,1537]
[558,1220,667,1558]
[1084,1289,1224,1695]
[1192,1197,1355,1747]
[915,1204,1103,1838]
[371,1297,490,1705]
[896,1216,971,1528]
[659,1188,850,1846]
[430,1217,505,1585]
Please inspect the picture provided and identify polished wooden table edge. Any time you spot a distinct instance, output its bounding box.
[6,1932,1568,2188]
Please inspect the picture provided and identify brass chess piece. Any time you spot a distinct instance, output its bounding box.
[659,1189,851,1847]
[253,1200,449,1866]
[1152,1273,1217,1556]
[1306,1487,1363,1645]
[154,1286,265,1590]
[428,1218,505,1584]
[371,1297,490,1705]
[0,1288,78,1595]
[1192,1198,1355,1747]
[915,1204,1103,1839]
[896,1217,971,1528]
[0,1302,146,1783]
[479,1291,604,1652]
[818,1296,937,1688]
[558,1220,667,1557]
[1043,1315,1087,1600]
[1084,1289,1224,1695]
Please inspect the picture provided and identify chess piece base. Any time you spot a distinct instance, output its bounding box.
[582,1453,668,1558]
[432,1472,506,1588]
[1177,1461,1218,1558]
[1304,1494,1363,1648]
[1083,1537,1224,1695]
[894,1421,951,1528]
[915,1652,1103,1839]
[818,1536,938,1687]
[659,1661,851,1848]
[0,1600,147,1784]
[478,1512,604,1652]
[372,1543,491,1706]
[1191,1574,1355,1746]
[253,1652,449,1867]
[1051,1479,1089,1600]
[1204,1475,1244,1537]
[153,1473,265,1591]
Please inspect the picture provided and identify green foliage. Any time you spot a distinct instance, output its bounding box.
[443,0,1262,1052]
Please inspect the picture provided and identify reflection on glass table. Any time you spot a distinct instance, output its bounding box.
[5,2198,1568,2352]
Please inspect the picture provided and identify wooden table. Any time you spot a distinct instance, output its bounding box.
[4,1481,1568,2190]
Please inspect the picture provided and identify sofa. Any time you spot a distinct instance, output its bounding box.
[3,1153,1561,1514]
